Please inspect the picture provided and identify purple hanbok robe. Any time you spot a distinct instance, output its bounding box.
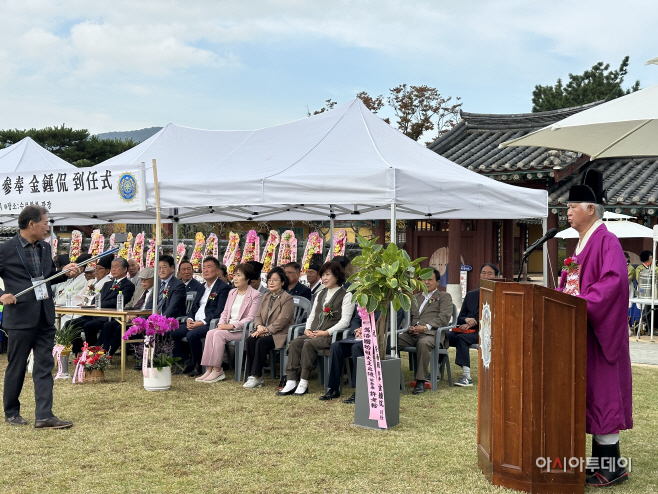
[558,224,633,434]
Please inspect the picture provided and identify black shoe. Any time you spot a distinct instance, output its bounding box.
[34,416,73,429]
[585,442,628,487]
[187,365,203,378]
[586,440,603,476]
[5,415,27,426]
[319,389,341,401]
[343,393,355,404]
[412,380,426,395]
[276,388,297,396]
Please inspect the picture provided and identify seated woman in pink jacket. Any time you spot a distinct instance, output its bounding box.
[196,263,263,382]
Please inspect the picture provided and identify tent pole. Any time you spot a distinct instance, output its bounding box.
[542,216,548,287]
[152,159,161,315]
[649,226,658,341]
[391,202,397,358]
[172,213,179,276]
[329,205,335,259]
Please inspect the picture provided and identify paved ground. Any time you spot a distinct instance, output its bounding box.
[629,337,658,366]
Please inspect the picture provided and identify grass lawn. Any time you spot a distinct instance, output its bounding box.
[0,349,656,493]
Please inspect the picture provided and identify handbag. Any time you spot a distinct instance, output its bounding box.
[451,326,476,334]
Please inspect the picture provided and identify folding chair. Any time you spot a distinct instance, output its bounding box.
[269,296,312,380]
[398,303,458,390]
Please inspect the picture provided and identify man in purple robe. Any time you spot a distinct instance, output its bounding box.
[559,169,633,487]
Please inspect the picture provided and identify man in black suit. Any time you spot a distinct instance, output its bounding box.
[178,260,202,293]
[447,263,499,387]
[284,262,312,300]
[69,257,135,353]
[1,205,80,429]
[172,257,230,376]
[156,255,186,318]
[97,267,156,355]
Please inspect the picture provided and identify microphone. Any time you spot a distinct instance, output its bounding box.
[523,228,558,258]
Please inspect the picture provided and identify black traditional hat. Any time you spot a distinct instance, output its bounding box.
[308,253,323,272]
[246,260,263,276]
[567,168,606,204]
[332,255,351,269]
[96,254,113,270]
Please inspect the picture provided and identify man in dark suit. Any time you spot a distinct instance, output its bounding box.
[447,263,499,387]
[96,267,156,355]
[178,260,202,293]
[397,268,453,394]
[284,262,312,300]
[69,257,135,353]
[157,255,186,318]
[172,256,230,376]
[1,205,80,429]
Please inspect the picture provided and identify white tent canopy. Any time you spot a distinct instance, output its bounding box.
[98,99,548,222]
[500,84,658,160]
[0,137,76,172]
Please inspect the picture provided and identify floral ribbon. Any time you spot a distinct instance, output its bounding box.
[72,342,88,383]
[260,230,279,273]
[277,230,296,266]
[326,229,347,261]
[301,232,323,275]
[191,232,206,272]
[205,233,219,260]
[52,344,65,378]
[358,306,387,429]
[176,242,187,270]
[224,232,242,279]
[142,335,155,378]
[243,230,260,263]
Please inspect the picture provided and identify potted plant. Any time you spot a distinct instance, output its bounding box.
[73,346,112,383]
[347,235,433,428]
[53,323,82,379]
[123,314,181,391]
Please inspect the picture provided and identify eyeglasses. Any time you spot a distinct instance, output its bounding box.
[267,278,281,284]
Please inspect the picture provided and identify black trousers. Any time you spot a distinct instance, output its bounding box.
[245,335,275,378]
[3,308,56,420]
[327,339,364,390]
[97,320,122,355]
[69,316,105,353]
[446,331,479,368]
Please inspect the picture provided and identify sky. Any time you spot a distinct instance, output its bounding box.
[1,0,657,135]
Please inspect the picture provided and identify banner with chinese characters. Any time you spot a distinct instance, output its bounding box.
[0,165,146,214]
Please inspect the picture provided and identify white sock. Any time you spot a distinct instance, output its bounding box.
[294,379,308,394]
[462,366,471,379]
[594,433,619,445]
[281,380,297,393]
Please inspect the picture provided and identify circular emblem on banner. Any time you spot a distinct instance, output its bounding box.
[117,172,138,202]
[480,302,492,369]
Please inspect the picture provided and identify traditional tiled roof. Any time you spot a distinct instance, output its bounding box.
[549,157,658,208]
[429,102,658,211]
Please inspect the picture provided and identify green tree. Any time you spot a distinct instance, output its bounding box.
[532,56,641,112]
[0,124,137,167]
[309,85,462,143]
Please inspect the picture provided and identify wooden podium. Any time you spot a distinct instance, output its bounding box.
[477,279,587,494]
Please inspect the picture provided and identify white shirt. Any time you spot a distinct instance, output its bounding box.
[229,292,246,324]
[190,279,217,322]
[575,220,604,255]
[305,287,355,335]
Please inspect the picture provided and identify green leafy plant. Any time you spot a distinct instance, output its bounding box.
[347,234,433,359]
[55,323,82,347]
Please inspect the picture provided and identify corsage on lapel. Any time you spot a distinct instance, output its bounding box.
[209,292,217,301]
